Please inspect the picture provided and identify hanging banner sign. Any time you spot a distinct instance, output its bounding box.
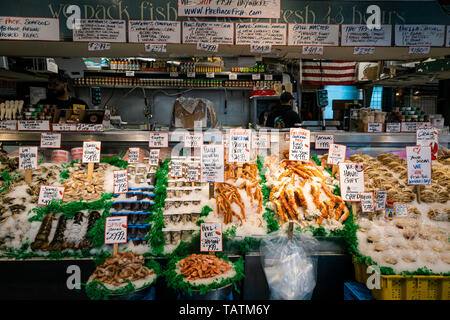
[38,186,65,205]
[183,21,234,44]
[416,126,438,160]
[178,0,280,19]
[40,132,61,149]
[360,192,375,213]
[229,129,251,163]
[200,223,223,252]
[129,20,181,43]
[315,134,334,149]
[149,132,169,148]
[72,19,126,43]
[201,144,224,183]
[339,162,364,202]
[353,47,375,55]
[236,23,286,45]
[395,25,445,47]
[19,146,38,170]
[149,149,160,167]
[341,24,392,46]
[145,43,167,52]
[406,146,432,185]
[327,143,346,165]
[375,191,387,211]
[0,16,59,41]
[105,216,128,245]
[113,169,128,194]
[289,128,310,161]
[288,24,339,46]
[82,141,101,163]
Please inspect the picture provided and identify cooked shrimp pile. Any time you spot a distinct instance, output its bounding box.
[179,254,231,280]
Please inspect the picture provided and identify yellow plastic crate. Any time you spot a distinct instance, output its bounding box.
[352,257,450,300]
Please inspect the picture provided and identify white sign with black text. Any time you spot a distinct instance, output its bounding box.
[201,144,224,183]
[19,146,38,170]
[327,143,346,165]
[289,128,310,161]
[40,132,61,149]
[315,134,334,149]
[104,216,127,244]
[339,162,365,202]
[200,223,222,252]
[82,141,101,163]
[38,186,65,206]
[149,132,169,148]
[229,129,251,163]
[406,146,432,185]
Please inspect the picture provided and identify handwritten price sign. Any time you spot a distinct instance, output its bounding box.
[184,132,203,148]
[353,47,375,55]
[360,192,375,213]
[19,146,38,170]
[289,128,310,161]
[315,134,334,150]
[302,46,323,55]
[339,162,365,202]
[149,132,169,148]
[82,141,101,163]
[394,203,408,218]
[170,159,183,178]
[409,46,430,54]
[128,148,140,164]
[186,163,200,182]
[38,186,65,205]
[145,43,167,52]
[104,216,128,245]
[229,129,251,163]
[113,170,128,194]
[416,126,438,160]
[327,143,346,165]
[406,146,431,185]
[88,42,111,51]
[386,123,401,133]
[376,190,387,211]
[250,45,271,53]
[149,149,160,167]
[40,132,61,149]
[201,144,224,183]
[200,223,222,252]
[197,43,218,52]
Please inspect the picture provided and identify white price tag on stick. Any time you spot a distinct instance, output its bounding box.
[327,143,346,165]
[200,223,223,252]
[315,134,334,150]
[406,146,432,185]
[375,190,387,211]
[19,146,38,170]
[184,132,203,148]
[201,144,224,183]
[170,159,183,178]
[339,162,365,202]
[104,216,128,245]
[229,129,251,163]
[289,128,310,161]
[394,203,408,217]
[38,186,65,206]
[149,132,169,148]
[149,149,160,167]
[113,169,128,194]
[360,192,375,213]
[416,126,438,160]
[128,148,140,164]
[40,132,61,149]
[82,141,101,163]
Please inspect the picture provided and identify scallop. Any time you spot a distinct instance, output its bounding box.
[383,255,398,265]
[409,241,423,250]
[402,228,417,240]
[440,254,450,264]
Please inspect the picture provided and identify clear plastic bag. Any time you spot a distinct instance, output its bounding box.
[260,228,319,300]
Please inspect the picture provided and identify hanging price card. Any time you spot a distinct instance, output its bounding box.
[113,169,128,194]
[170,159,183,178]
[360,192,375,213]
[406,146,431,185]
[315,134,334,149]
[149,149,160,166]
[149,132,169,148]
[40,132,61,149]
[82,141,101,163]
[339,162,364,202]
[289,128,310,161]
[184,132,203,148]
[19,146,38,170]
[394,203,408,218]
[386,123,401,133]
[105,216,128,244]
[416,126,438,160]
[201,144,224,183]
[200,223,222,252]
[327,143,346,165]
[375,190,387,211]
[229,129,251,163]
[38,186,65,205]
[128,148,140,164]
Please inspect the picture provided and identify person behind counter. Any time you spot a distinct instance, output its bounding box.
[37,71,88,110]
[265,91,300,128]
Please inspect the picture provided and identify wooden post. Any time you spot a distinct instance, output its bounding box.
[415,185,421,204]
[288,221,294,241]
[113,243,118,256]
[351,202,357,221]
[209,183,215,199]
[25,169,32,184]
[87,162,94,180]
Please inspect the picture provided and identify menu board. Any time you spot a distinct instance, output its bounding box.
[341,25,392,46]
[128,20,181,43]
[288,24,339,46]
[182,22,234,44]
[73,19,126,42]
[289,128,310,161]
[19,147,38,170]
[104,216,127,245]
[0,17,59,41]
[236,23,286,45]
[178,0,280,19]
[339,162,364,202]
[200,223,222,252]
[201,144,224,183]
[229,129,251,163]
[395,25,445,47]
[149,132,169,148]
[38,186,65,205]
[406,146,432,185]
[360,192,375,213]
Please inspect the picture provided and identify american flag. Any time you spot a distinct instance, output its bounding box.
[301,60,357,85]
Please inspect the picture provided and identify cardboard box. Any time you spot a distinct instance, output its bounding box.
[172,98,218,129]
